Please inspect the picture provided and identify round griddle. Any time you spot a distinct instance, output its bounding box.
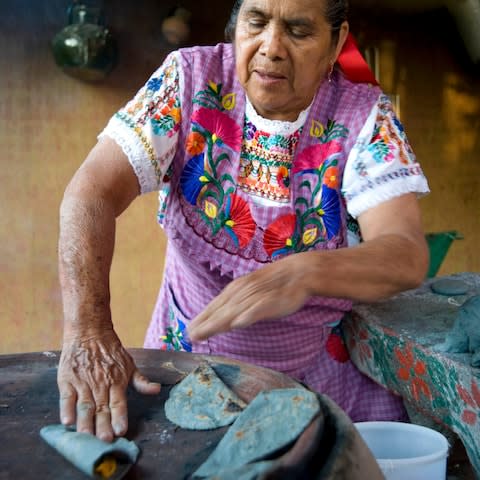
[0,348,301,479]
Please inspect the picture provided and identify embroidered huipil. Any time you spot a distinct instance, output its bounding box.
[101,44,429,421]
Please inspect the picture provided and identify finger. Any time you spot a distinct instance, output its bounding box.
[131,370,161,395]
[188,315,232,341]
[188,296,252,340]
[59,382,77,426]
[109,384,129,437]
[95,406,114,442]
[93,391,114,442]
[75,386,96,436]
[188,298,242,341]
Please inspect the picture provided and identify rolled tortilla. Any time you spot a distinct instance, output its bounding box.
[40,424,140,479]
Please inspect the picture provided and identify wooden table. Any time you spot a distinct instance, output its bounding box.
[0,349,300,479]
[343,272,480,479]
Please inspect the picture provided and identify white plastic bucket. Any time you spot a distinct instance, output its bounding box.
[354,421,449,480]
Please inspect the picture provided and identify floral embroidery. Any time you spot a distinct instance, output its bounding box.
[263,214,296,257]
[457,380,480,426]
[186,131,206,156]
[180,94,255,243]
[222,92,236,111]
[192,107,242,152]
[367,95,414,165]
[161,308,192,352]
[122,54,181,136]
[310,120,325,138]
[116,53,180,184]
[343,95,426,208]
[238,121,301,203]
[151,97,181,137]
[395,344,432,402]
[224,194,256,247]
[261,122,348,257]
[292,141,342,175]
[326,324,350,363]
[182,81,352,257]
[146,77,162,92]
[180,153,209,205]
[193,80,236,112]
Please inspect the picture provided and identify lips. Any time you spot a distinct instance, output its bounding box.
[254,69,286,80]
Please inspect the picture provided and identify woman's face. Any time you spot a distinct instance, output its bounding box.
[234,0,348,121]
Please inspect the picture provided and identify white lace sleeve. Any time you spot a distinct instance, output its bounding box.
[342,94,430,219]
[98,51,182,194]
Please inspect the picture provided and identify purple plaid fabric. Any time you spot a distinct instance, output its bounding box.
[143,44,406,421]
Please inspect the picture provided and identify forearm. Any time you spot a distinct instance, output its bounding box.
[298,232,428,302]
[59,190,117,339]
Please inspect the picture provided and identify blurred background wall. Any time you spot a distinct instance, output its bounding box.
[1,0,479,354]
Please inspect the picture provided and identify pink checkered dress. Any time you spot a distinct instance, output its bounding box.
[117,44,408,421]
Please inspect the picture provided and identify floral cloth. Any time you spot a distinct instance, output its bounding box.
[100,44,429,421]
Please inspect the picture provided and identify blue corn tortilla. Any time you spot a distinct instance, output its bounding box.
[40,424,140,479]
[164,362,247,430]
[193,388,320,478]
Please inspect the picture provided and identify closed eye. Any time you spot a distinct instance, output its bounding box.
[286,20,314,39]
[288,27,310,39]
[248,19,267,30]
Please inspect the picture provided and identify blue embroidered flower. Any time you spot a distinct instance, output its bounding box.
[147,77,162,92]
[180,153,208,205]
[318,185,341,239]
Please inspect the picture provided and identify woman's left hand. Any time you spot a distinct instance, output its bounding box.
[187,254,309,341]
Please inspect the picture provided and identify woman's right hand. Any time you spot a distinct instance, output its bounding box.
[57,329,161,442]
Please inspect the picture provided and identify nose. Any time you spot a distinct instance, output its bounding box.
[259,23,287,61]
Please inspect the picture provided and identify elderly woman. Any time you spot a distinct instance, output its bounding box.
[58,0,430,442]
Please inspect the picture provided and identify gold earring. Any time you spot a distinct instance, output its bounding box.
[328,62,334,83]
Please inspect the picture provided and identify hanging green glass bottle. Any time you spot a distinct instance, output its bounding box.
[51,2,117,82]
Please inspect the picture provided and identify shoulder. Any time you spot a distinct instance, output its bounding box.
[333,71,382,112]
[177,43,235,67]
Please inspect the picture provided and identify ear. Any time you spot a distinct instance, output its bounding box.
[333,21,349,62]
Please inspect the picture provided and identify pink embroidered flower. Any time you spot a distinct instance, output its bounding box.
[263,214,296,257]
[224,194,256,248]
[292,141,342,175]
[192,107,242,152]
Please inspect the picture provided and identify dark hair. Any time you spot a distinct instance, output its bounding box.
[225,0,349,43]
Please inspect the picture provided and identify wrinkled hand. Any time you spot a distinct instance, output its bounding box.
[188,254,309,341]
[58,330,161,442]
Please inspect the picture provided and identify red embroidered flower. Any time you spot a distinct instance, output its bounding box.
[263,214,296,257]
[224,194,256,248]
[326,325,350,363]
[292,141,342,175]
[395,344,432,402]
[192,107,242,152]
[457,380,480,426]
